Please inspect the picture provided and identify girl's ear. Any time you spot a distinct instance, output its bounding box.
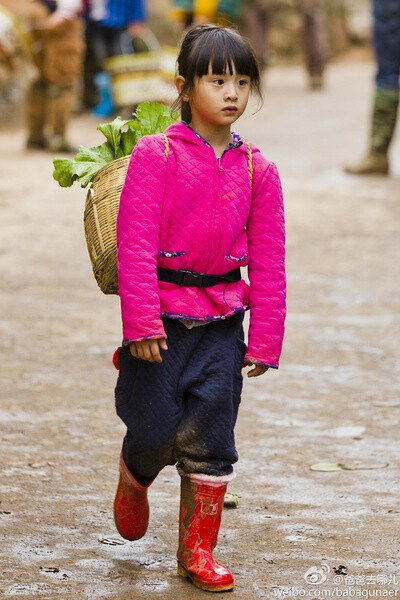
[175,75,190,101]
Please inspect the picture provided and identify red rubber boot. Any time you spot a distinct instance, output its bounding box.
[113,452,154,541]
[177,476,234,592]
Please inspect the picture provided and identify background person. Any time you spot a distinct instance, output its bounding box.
[244,0,328,89]
[26,0,84,152]
[82,0,147,111]
[345,0,400,175]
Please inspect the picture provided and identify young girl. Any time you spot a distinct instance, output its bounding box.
[113,25,286,593]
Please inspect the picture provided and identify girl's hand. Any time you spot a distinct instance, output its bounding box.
[129,338,168,363]
[247,364,269,378]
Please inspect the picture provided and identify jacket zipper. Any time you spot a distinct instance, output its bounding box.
[205,145,240,275]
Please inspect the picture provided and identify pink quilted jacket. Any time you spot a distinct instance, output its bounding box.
[117,122,286,367]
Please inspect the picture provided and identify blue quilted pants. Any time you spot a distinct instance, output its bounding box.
[115,313,246,481]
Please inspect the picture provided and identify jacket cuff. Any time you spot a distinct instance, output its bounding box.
[244,356,278,369]
[123,332,166,344]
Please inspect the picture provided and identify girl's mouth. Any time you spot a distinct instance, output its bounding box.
[223,106,238,113]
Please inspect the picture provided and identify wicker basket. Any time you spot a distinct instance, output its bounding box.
[83,155,130,295]
[105,48,177,107]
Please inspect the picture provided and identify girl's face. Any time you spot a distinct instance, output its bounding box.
[183,66,251,129]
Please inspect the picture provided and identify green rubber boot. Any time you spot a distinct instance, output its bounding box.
[345,87,399,175]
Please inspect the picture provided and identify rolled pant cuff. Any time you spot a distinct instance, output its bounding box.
[177,467,236,484]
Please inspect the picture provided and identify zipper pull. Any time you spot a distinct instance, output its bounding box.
[217,157,223,172]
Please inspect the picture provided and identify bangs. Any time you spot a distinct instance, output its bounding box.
[190,29,259,80]
[173,25,263,120]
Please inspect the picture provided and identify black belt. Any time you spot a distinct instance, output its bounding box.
[157,267,241,288]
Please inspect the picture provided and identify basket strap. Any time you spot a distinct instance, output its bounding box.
[162,132,169,160]
[245,140,253,188]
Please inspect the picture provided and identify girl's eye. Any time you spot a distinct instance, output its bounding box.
[238,79,249,86]
[213,79,225,85]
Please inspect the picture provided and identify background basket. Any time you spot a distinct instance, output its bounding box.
[105,50,177,107]
[83,155,130,295]
[104,29,177,108]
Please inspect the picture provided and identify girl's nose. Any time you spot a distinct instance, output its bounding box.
[225,86,238,101]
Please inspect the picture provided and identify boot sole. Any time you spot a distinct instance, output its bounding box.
[177,563,234,592]
[113,523,147,541]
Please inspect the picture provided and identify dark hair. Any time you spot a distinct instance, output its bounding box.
[172,25,262,122]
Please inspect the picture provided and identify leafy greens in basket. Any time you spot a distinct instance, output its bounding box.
[52,102,179,189]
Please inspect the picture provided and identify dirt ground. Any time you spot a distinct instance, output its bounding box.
[0,59,399,599]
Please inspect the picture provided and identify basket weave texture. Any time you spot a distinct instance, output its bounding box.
[83,155,130,295]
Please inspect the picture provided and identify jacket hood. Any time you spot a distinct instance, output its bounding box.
[164,121,253,156]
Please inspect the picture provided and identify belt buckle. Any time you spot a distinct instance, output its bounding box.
[179,270,204,287]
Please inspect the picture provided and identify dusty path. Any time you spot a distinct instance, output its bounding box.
[0,60,399,599]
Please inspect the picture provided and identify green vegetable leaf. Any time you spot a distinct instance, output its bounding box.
[74,142,115,165]
[133,102,179,138]
[52,158,99,188]
[120,128,137,157]
[52,158,76,187]
[97,116,129,156]
[68,161,102,188]
[53,102,179,188]
[53,143,115,188]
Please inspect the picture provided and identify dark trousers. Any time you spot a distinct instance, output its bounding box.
[372,0,400,89]
[115,313,246,481]
[83,20,131,108]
